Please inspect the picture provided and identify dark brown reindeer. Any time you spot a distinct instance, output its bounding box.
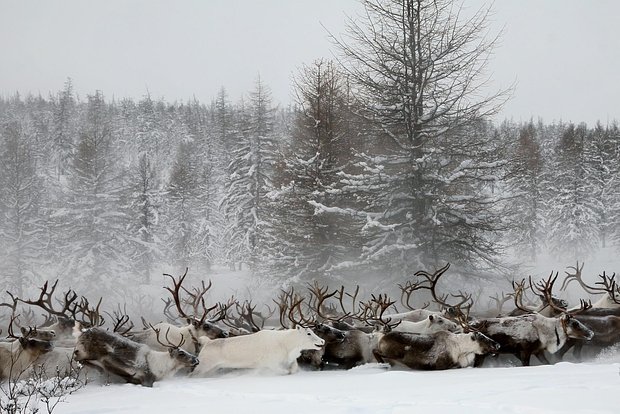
[556,313,620,361]
[320,293,397,369]
[274,285,377,370]
[553,265,620,360]
[374,300,499,370]
[472,273,593,366]
[285,298,346,370]
[73,324,199,387]
[374,329,499,370]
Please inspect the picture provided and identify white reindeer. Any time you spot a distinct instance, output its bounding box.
[0,337,54,381]
[192,326,325,376]
[393,314,461,334]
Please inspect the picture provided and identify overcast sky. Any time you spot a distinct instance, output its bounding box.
[1,0,619,126]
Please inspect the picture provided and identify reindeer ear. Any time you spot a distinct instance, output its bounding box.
[296,325,302,331]
[20,326,28,335]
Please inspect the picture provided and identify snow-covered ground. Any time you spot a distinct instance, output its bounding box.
[53,356,620,414]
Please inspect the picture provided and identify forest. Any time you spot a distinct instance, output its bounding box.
[1,76,618,299]
[1,1,619,307]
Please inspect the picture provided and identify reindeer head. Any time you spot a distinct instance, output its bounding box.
[296,326,325,350]
[154,325,200,370]
[20,326,56,341]
[560,314,594,340]
[313,323,346,343]
[18,337,54,355]
[470,331,500,354]
[190,318,229,339]
[427,314,460,333]
[168,347,199,370]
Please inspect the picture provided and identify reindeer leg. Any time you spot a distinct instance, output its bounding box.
[572,342,584,361]
[554,339,575,362]
[518,351,531,366]
[373,350,385,364]
[534,351,551,365]
[473,354,486,367]
[286,360,299,375]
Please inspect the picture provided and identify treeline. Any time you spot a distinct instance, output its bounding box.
[1,2,620,297]
[1,73,618,300]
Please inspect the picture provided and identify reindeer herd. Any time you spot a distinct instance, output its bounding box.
[1,262,619,388]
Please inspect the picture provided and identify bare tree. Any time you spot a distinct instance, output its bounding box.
[321,0,512,277]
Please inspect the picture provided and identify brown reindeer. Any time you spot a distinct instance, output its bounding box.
[473,273,593,366]
[73,324,199,387]
[374,330,499,370]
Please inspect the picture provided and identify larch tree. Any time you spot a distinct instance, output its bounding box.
[546,123,601,259]
[51,79,77,179]
[165,137,205,270]
[181,98,222,272]
[221,76,278,272]
[59,91,129,293]
[266,59,359,283]
[324,0,510,279]
[0,119,45,296]
[585,123,620,249]
[505,121,545,262]
[125,152,163,284]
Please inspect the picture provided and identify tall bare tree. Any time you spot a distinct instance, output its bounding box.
[324,0,511,278]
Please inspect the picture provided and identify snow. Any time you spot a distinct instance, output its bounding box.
[53,359,620,414]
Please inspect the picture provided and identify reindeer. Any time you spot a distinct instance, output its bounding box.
[393,314,460,334]
[297,323,347,370]
[560,314,620,360]
[472,273,594,366]
[7,280,102,348]
[191,326,325,376]
[0,320,54,381]
[374,330,499,370]
[73,324,199,387]
[270,285,384,371]
[319,294,398,370]
[130,270,229,353]
[282,296,347,370]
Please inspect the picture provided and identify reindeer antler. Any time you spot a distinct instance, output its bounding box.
[415,263,473,311]
[560,261,603,295]
[76,296,105,327]
[16,280,79,320]
[357,294,399,329]
[306,281,338,321]
[534,272,591,315]
[595,272,620,304]
[163,269,216,324]
[151,325,185,349]
[105,304,134,336]
[488,292,511,316]
[511,278,537,314]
